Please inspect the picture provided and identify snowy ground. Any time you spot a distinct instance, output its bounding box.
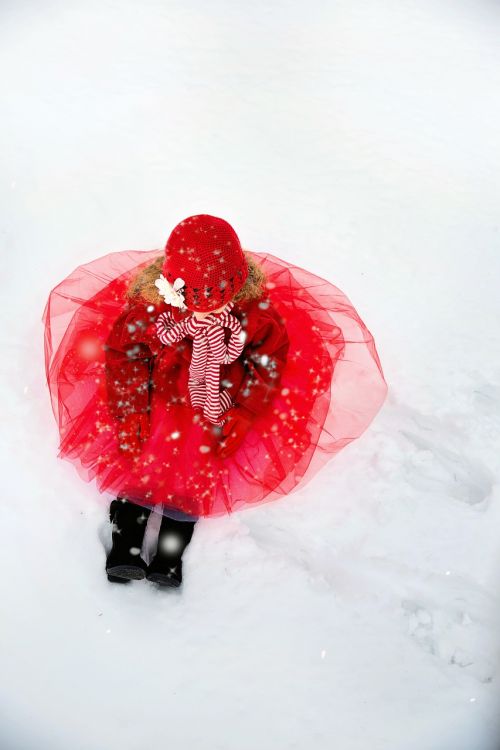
[2,1,500,748]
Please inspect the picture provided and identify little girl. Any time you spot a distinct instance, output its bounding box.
[42,214,387,588]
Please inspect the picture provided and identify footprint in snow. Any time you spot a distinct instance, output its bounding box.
[400,589,499,684]
[399,427,492,507]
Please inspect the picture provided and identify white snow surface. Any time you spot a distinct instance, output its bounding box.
[2,1,500,748]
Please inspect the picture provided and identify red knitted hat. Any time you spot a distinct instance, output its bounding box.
[161,214,249,312]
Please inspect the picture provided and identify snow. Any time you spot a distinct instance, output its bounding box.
[2,0,500,748]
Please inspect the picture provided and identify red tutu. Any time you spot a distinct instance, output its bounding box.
[42,248,387,518]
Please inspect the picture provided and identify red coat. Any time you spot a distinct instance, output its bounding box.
[104,295,290,433]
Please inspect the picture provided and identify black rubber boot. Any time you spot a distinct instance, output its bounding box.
[146,515,196,587]
[106,497,152,582]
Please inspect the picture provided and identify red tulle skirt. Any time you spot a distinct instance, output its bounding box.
[42,248,388,518]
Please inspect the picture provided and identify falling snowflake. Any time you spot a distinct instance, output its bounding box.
[159,533,183,555]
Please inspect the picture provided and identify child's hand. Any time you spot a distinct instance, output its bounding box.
[215,406,253,459]
[155,310,175,338]
[117,413,150,455]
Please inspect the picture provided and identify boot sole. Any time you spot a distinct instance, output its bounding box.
[107,573,131,584]
[106,565,146,580]
[146,572,181,587]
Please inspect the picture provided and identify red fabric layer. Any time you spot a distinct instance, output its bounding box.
[42,248,388,517]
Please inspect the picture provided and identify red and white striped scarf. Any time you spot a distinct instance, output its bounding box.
[155,300,246,426]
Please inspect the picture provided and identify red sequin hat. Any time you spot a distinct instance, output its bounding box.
[161,214,249,312]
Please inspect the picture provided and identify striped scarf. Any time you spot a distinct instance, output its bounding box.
[155,300,246,426]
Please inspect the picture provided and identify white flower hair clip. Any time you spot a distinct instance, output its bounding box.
[154,274,187,310]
